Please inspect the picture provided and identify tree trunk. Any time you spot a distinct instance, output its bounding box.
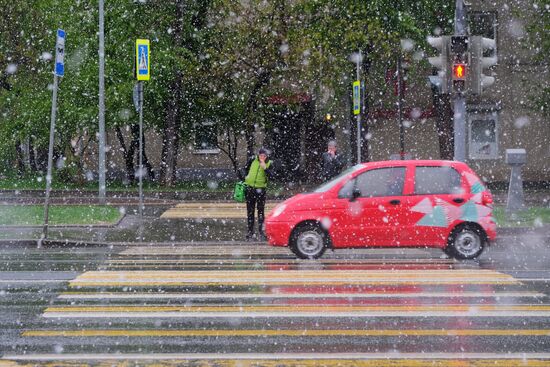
[132,124,155,180]
[115,126,137,184]
[244,69,272,157]
[159,1,185,187]
[159,73,183,186]
[28,137,37,171]
[15,140,25,176]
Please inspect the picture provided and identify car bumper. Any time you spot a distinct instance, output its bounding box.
[265,221,293,247]
[480,216,497,242]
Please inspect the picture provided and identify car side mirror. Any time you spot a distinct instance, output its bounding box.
[350,188,361,202]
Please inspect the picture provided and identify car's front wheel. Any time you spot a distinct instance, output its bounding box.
[446,223,486,260]
[289,223,328,259]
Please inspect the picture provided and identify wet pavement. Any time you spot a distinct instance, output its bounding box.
[1,242,550,366]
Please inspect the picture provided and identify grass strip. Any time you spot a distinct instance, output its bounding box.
[0,205,122,226]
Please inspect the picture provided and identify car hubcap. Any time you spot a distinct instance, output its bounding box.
[297,230,324,256]
[455,230,481,257]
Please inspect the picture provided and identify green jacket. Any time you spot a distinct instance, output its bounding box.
[244,157,272,188]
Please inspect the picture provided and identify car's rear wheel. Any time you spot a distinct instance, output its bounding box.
[289,223,328,259]
[446,223,486,260]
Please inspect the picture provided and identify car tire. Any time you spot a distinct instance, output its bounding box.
[446,223,486,260]
[289,223,328,259]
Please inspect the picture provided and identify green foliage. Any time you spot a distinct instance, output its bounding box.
[526,0,550,115]
[0,0,454,176]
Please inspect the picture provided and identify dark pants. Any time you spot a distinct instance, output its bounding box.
[245,186,266,235]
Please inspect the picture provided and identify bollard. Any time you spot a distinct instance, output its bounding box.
[505,148,526,216]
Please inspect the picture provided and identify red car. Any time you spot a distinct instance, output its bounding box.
[265,160,496,260]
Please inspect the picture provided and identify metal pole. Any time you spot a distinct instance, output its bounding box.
[453,96,467,161]
[356,53,362,165]
[453,0,467,162]
[41,74,59,244]
[138,81,144,227]
[98,0,106,204]
[397,56,404,159]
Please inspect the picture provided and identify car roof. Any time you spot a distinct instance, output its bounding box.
[359,160,468,169]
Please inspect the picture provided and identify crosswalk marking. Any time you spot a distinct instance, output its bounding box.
[58,291,544,300]
[5,353,550,364]
[10,248,550,363]
[42,304,550,319]
[66,269,520,287]
[22,329,550,337]
[118,246,433,256]
[161,202,279,219]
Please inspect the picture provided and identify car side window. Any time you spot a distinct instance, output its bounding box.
[414,166,463,195]
[352,167,406,197]
[338,178,355,198]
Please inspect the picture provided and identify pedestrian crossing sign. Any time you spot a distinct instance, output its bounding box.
[135,39,150,81]
[352,80,361,115]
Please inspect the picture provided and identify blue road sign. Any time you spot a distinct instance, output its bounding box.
[136,39,150,81]
[55,29,66,77]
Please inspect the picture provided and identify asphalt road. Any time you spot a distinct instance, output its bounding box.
[1,236,550,366]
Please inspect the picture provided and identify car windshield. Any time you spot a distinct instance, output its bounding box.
[313,164,364,193]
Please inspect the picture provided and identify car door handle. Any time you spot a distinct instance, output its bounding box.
[453,198,465,203]
[389,199,401,205]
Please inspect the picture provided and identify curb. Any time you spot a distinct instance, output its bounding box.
[0,239,268,247]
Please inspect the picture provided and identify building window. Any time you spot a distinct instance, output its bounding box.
[469,111,499,160]
[469,11,498,56]
[194,120,219,154]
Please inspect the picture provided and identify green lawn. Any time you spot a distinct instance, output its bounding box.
[0,205,123,226]
[0,173,234,192]
[493,206,550,227]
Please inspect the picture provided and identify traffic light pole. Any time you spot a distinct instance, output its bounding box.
[453,0,467,162]
[355,54,362,165]
[453,95,467,162]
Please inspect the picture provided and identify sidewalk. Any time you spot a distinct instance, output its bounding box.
[0,189,549,246]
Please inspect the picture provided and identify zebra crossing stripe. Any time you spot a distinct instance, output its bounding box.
[22,328,550,337]
[57,291,544,300]
[4,353,550,364]
[42,304,550,318]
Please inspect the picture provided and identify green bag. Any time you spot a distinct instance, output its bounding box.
[233,181,246,202]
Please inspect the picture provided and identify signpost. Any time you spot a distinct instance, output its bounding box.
[41,29,65,245]
[135,39,150,238]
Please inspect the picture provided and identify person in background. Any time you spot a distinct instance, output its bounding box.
[320,140,345,181]
[240,148,273,241]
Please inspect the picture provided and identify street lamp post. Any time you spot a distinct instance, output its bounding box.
[98,0,106,203]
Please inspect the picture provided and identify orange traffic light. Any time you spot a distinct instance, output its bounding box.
[453,63,466,79]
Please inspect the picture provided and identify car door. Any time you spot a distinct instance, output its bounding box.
[399,165,468,246]
[337,166,408,247]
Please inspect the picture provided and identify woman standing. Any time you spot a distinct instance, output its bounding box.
[241,148,273,241]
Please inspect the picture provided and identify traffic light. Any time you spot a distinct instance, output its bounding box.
[470,36,497,95]
[427,35,450,94]
[450,36,469,93]
[452,62,467,92]
[453,63,466,79]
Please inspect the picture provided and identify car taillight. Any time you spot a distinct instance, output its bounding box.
[481,191,493,206]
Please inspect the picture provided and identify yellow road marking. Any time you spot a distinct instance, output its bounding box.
[43,304,550,313]
[3,358,550,367]
[161,203,278,219]
[105,258,456,264]
[58,291,544,299]
[68,269,519,287]
[23,329,550,337]
[68,280,519,286]
[72,270,515,279]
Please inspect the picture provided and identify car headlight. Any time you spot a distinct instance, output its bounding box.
[271,203,287,218]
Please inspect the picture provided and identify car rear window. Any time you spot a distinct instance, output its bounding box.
[414,166,462,195]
